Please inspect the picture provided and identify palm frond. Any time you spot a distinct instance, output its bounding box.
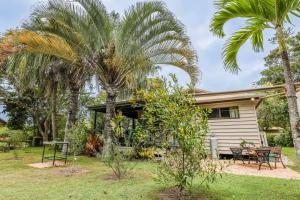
[222,19,267,73]
[210,0,274,37]
[2,31,77,62]
[118,1,199,85]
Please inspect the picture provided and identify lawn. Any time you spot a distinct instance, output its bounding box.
[282,147,300,173]
[0,148,300,200]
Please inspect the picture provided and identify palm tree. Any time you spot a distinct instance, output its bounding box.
[62,64,91,154]
[2,53,64,140]
[1,0,199,156]
[210,0,300,164]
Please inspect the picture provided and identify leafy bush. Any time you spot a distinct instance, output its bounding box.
[103,145,135,180]
[85,134,103,157]
[240,139,255,148]
[69,120,89,155]
[267,134,276,147]
[9,130,28,159]
[0,127,10,138]
[274,130,294,147]
[102,114,135,180]
[137,148,155,159]
[139,75,218,192]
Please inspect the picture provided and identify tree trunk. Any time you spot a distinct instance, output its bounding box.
[62,85,80,155]
[102,91,117,158]
[42,118,50,142]
[276,26,300,166]
[51,82,58,140]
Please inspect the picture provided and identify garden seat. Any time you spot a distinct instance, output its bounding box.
[245,147,258,164]
[255,149,272,170]
[269,147,286,169]
[230,147,244,164]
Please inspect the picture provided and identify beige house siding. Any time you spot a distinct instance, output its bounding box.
[200,100,262,154]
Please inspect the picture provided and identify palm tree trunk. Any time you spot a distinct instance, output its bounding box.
[43,118,50,142]
[62,85,80,155]
[51,82,58,140]
[276,25,300,165]
[102,91,117,158]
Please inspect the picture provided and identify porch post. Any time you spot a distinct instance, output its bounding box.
[93,111,97,134]
[132,118,136,130]
[210,133,219,159]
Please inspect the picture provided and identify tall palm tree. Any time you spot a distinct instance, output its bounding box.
[4,53,66,139]
[210,0,300,164]
[1,0,199,156]
[61,64,91,154]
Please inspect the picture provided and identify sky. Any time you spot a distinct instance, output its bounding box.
[1,0,300,93]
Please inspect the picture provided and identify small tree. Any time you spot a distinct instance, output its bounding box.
[69,120,89,168]
[102,113,135,180]
[140,75,218,193]
[9,130,27,159]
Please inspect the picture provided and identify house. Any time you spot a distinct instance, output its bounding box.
[194,88,266,157]
[88,85,300,157]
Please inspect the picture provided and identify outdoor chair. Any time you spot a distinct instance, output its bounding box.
[256,149,272,170]
[269,147,286,169]
[245,147,258,164]
[230,147,244,164]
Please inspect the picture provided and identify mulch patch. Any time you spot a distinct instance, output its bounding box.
[157,188,208,200]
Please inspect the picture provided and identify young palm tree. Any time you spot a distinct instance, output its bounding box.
[210,0,300,163]
[1,0,199,156]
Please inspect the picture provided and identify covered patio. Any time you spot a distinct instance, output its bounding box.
[88,100,145,134]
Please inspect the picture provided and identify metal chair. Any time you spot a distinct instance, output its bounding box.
[270,147,286,169]
[255,149,272,170]
[245,147,258,164]
[230,147,244,164]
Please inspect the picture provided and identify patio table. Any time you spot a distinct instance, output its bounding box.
[254,148,272,170]
[42,141,70,166]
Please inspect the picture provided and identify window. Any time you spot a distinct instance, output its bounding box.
[208,107,239,119]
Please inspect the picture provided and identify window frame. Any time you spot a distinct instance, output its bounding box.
[208,106,240,120]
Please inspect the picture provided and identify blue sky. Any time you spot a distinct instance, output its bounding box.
[1,0,300,92]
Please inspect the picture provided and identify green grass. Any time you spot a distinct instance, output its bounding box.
[0,148,299,200]
[282,147,300,173]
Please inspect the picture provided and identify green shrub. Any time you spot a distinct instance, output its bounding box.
[274,130,294,147]
[102,114,136,180]
[140,75,218,192]
[103,145,135,180]
[267,134,276,147]
[9,130,27,159]
[0,127,9,138]
[69,120,89,155]
[137,148,155,159]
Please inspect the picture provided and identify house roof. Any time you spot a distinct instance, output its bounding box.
[87,100,144,119]
[193,83,300,105]
[88,83,300,116]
